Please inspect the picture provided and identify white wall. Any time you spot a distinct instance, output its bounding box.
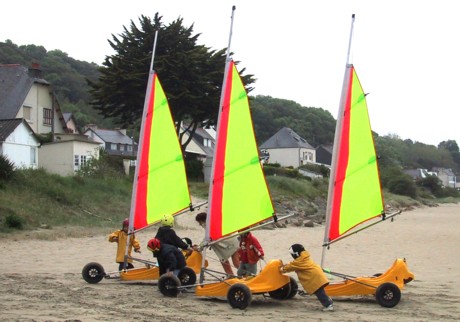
[2,122,39,169]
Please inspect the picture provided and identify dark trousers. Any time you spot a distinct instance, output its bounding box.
[118,262,134,271]
[314,286,333,307]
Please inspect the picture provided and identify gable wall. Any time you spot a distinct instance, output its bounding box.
[2,123,40,169]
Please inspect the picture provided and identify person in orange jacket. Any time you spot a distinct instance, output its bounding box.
[280,244,334,311]
[108,218,141,271]
[237,231,264,276]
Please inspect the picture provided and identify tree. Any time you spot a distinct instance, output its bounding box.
[88,14,255,148]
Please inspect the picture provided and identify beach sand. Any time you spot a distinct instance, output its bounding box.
[1,203,459,321]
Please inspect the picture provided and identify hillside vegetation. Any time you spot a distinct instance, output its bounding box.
[2,164,453,240]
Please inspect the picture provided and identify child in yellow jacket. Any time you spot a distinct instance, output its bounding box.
[280,244,334,311]
[108,218,141,271]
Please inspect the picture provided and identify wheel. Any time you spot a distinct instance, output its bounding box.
[268,277,296,300]
[82,262,105,284]
[158,274,181,297]
[375,282,401,308]
[227,283,252,309]
[286,277,298,299]
[177,266,196,286]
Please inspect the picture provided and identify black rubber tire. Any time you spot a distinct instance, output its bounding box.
[177,266,196,286]
[158,274,181,297]
[375,282,401,308]
[82,262,105,284]
[268,278,293,300]
[227,283,252,309]
[286,277,298,299]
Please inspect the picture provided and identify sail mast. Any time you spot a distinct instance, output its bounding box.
[321,14,355,267]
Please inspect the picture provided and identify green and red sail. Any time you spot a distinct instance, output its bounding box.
[130,71,191,230]
[206,60,275,241]
[325,65,384,242]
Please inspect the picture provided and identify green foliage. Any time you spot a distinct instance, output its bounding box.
[89,14,255,152]
[0,155,15,182]
[251,95,336,146]
[417,176,445,198]
[185,156,204,181]
[299,163,330,177]
[77,149,126,179]
[387,175,417,198]
[263,165,305,179]
[4,214,24,230]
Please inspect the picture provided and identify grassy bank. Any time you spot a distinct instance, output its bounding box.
[0,168,452,239]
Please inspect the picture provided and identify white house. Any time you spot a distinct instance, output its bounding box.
[259,127,316,168]
[0,118,40,169]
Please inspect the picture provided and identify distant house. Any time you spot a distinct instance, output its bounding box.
[315,144,333,166]
[403,168,434,180]
[83,125,136,157]
[259,127,316,168]
[433,167,457,188]
[0,118,40,169]
[39,133,100,176]
[0,64,69,135]
[180,125,215,183]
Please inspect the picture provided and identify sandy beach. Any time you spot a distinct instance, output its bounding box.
[0,203,459,321]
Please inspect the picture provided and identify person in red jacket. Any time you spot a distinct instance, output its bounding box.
[237,231,264,276]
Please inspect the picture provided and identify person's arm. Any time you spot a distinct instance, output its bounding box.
[172,231,190,250]
[250,236,264,258]
[108,230,119,242]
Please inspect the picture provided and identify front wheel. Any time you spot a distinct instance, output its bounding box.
[158,274,181,297]
[82,262,105,284]
[177,266,196,286]
[375,282,401,308]
[227,283,252,309]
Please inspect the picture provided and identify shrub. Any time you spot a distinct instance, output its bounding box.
[5,214,25,229]
[388,176,417,198]
[0,155,15,181]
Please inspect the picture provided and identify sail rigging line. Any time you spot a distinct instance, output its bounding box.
[322,210,402,247]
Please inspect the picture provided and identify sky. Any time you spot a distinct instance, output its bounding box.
[2,0,459,146]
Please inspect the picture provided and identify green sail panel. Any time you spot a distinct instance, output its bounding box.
[132,72,191,229]
[328,65,384,241]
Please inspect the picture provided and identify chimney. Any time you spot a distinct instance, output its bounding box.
[29,62,42,78]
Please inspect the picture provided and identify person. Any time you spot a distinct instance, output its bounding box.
[280,243,334,312]
[195,212,240,276]
[108,218,141,271]
[146,238,186,276]
[155,214,194,256]
[237,231,264,276]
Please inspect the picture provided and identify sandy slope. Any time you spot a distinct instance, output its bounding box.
[0,203,459,321]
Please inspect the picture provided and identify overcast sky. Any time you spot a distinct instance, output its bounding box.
[2,0,459,146]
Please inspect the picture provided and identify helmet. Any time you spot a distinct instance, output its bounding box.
[289,244,305,259]
[147,238,161,252]
[161,214,174,227]
[122,218,129,227]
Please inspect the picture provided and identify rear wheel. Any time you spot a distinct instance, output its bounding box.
[375,282,401,308]
[227,283,252,309]
[268,277,298,300]
[177,266,196,286]
[82,262,105,284]
[158,274,181,297]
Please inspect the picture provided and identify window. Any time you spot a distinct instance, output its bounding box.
[127,145,133,152]
[203,138,212,147]
[111,143,117,150]
[30,147,37,165]
[43,108,52,126]
[74,154,92,171]
[23,106,32,121]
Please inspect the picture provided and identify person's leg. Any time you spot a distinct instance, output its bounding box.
[237,263,247,276]
[247,263,258,275]
[231,251,241,269]
[314,286,333,307]
[118,262,123,271]
[221,259,235,276]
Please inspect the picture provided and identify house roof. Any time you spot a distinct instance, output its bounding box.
[259,127,314,149]
[85,128,133,145]
[0,64,50,119]
[0,118,35,142]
